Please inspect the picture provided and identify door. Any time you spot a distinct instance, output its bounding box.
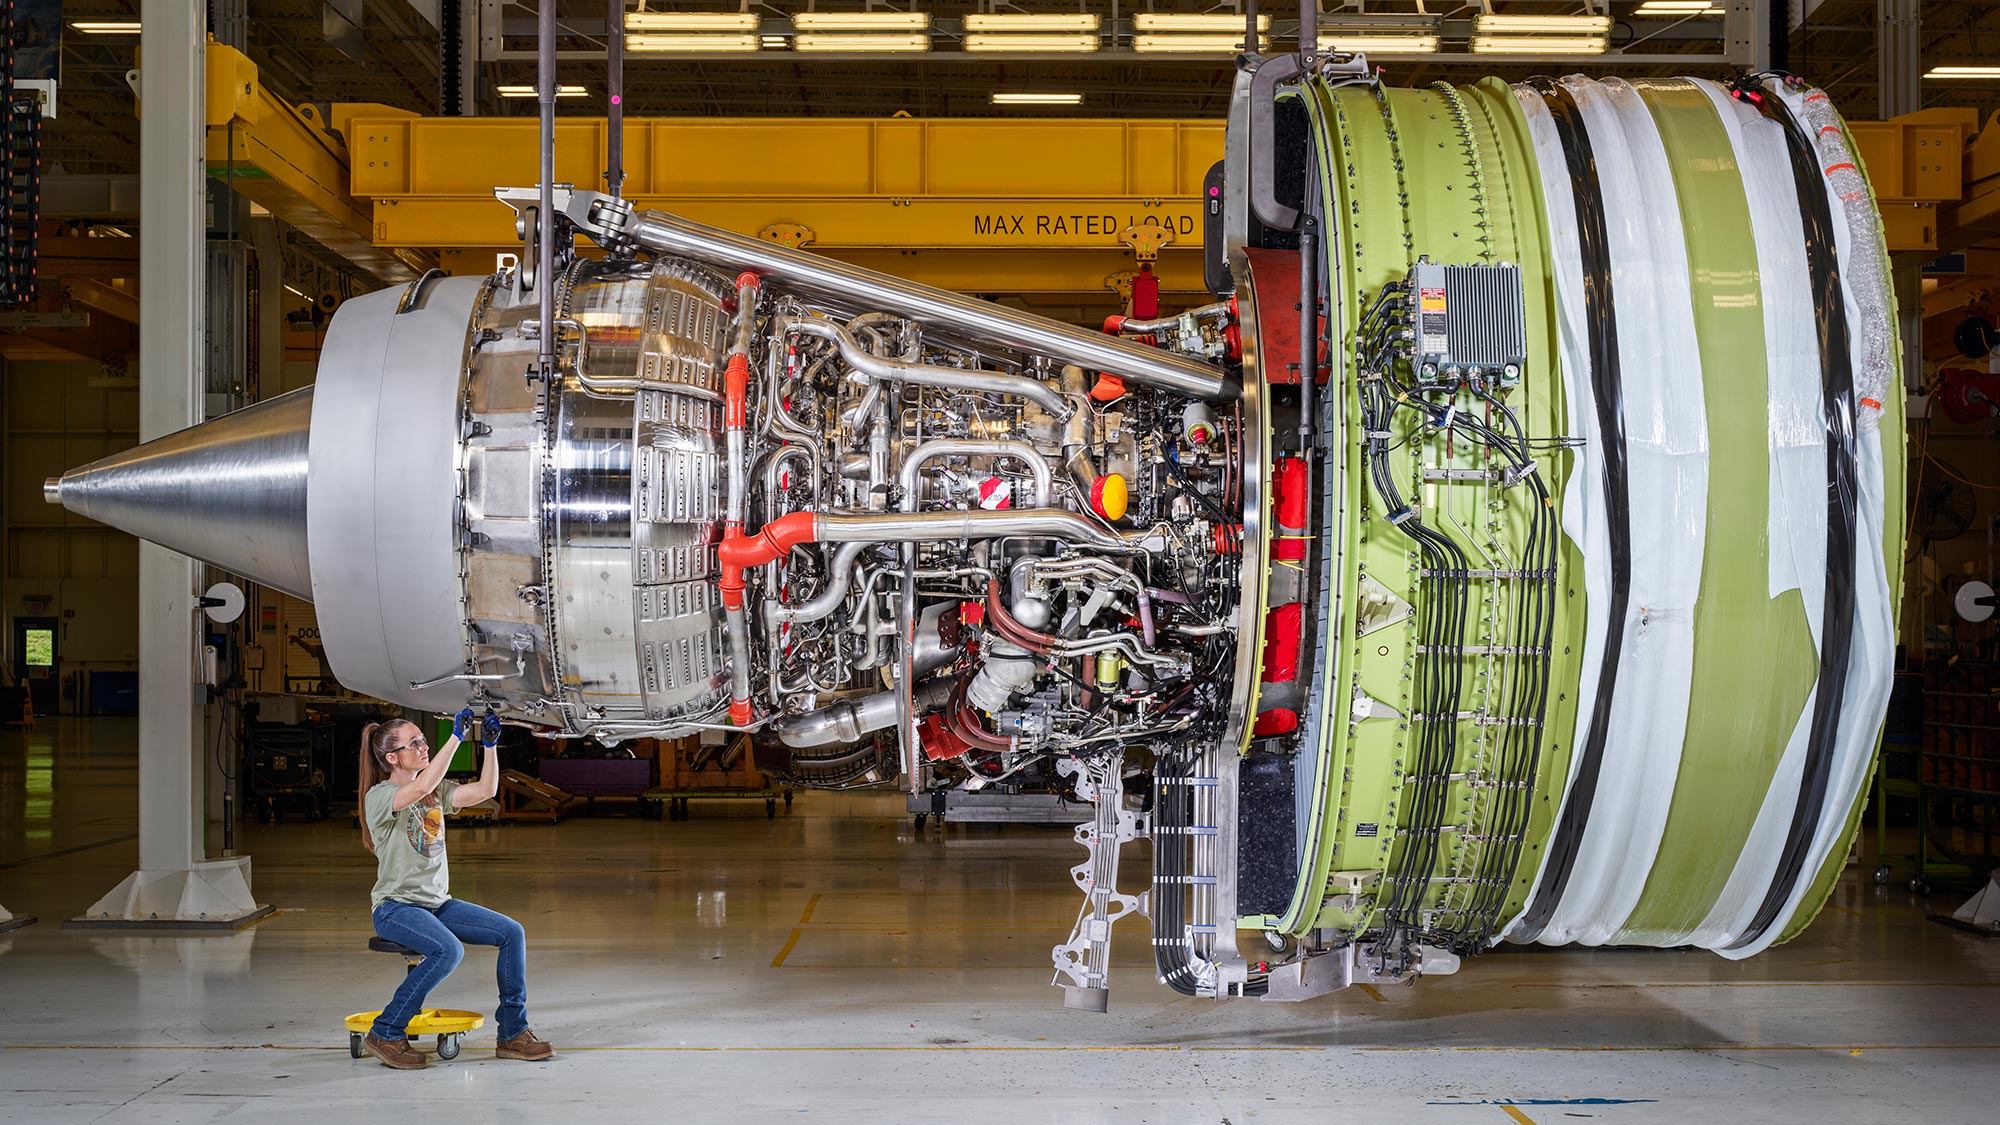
[12,616,57,715]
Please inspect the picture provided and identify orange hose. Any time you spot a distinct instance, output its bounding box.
[718,512,820,610]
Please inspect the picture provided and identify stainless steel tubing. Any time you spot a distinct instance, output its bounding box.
[775,679,953,748]
[769,540,868,624]
[897,439,1054,512]
[782,314,1074,421]
[759,444,816,524]
[1115,302,1230,333]
[815,509,1152,555]
[622,208,1231,401]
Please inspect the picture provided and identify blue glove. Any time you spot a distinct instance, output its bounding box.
[454,708,474,740]
[481,712,503,748]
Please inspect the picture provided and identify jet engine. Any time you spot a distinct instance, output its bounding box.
[49,68,1902,1009]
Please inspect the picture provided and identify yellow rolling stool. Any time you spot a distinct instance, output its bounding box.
[345,936,485,1061]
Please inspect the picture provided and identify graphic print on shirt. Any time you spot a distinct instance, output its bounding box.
[406,798,445,859]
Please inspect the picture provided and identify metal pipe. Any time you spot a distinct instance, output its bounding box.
[536,0,556,380]
[604,0,625,198]
[775,679,955,749]
[1112,302,1230,334]
[782,314,1074,421]
[722,272,764,725]
[815,510,1150,555]
[717,508,1153,620]
[769,540,867,624]
[897,439,1053,512]
[759,444,816,525]
[600,206,1232,401]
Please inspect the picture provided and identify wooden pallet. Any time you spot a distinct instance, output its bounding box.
[496,769,575,823]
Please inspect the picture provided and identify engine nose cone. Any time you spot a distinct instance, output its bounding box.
[44,386,316,601]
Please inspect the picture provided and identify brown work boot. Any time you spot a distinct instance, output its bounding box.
[495,1028,555,1061]
[361,1033,428,1070]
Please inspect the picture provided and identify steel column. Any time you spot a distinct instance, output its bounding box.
[1878,0,1922,120]
[74,0,265,927]
[138,0,206,876]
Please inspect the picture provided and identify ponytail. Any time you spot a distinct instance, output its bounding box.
[357,720,394,854]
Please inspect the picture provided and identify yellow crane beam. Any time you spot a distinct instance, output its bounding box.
[337,108,1221,298]
[201,44,432,285]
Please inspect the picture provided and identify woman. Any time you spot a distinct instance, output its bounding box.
[356,711,554,1069]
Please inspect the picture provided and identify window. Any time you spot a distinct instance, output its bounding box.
[23,629,53,667]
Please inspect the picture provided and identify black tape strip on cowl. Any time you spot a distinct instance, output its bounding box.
[1510,77,1633,943]
[1730,86,1860,948]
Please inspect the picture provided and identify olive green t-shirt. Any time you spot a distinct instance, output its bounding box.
[366,779,458,909]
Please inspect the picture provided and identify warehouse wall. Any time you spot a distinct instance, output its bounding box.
[2,360,142,708]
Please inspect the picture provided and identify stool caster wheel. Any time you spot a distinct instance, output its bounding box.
[349,1032,365,1059]
[1873,864,1892,885]
[766,797,777,818]
[1909,879,1933,897]
[437,1033,461,1060]
[914,813,927,831]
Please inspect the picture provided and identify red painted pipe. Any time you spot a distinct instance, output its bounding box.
[718,511,820,611]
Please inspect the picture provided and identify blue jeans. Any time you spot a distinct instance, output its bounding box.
[371,898,529,1041]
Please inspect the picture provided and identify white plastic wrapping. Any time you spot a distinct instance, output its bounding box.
[1679,79,1830,950]
[1712,81,1897,958]
[1534,77,1711,946]
[1499,82,1611,945]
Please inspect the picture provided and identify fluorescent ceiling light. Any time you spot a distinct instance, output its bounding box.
[70,21,142,34]
[793,12,931,31]
[964,14,1100,32]
[992,92,1085,105]
[1133,33,1266,54]
[1471,35,1609,55]
[1474,14,1613,34]
[964,13,1104,32]
[1926,66,2000,78]
[626,33,762,52]
[496,85,589,97]
[1323,35,1440,55]
[963,33,1099,53]
[1133,14,1272,32]
[625,11,760,32]
[1634,1,1722,14]
[793,33,931,52]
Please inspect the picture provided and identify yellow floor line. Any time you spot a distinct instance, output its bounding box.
[798,894,821,925]
[1357,984,1387,1002]
[1501,1108,1538,1125]
[770,928,804,968]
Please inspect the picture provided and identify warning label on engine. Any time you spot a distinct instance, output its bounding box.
[1418,286,1449,357]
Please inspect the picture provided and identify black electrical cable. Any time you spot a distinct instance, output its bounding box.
[1510,77,1633,944]
[1730,83,1860,949]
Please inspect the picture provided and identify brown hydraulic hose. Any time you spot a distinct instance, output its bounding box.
[946,675,1015,753]
[983,578,1057,653]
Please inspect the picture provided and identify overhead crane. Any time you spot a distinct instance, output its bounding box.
[337,107,1220,305]
[26,44,2000,361]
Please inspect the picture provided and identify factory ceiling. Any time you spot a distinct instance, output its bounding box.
[41,3,2000,178]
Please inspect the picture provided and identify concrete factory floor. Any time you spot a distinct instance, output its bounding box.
[0,718,1994,1124]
